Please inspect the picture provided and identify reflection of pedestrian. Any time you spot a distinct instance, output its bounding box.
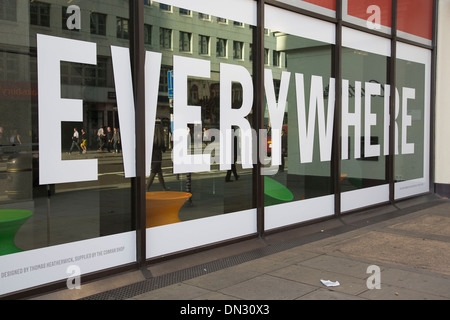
[280,128,287,172]
[106,126,113,152]
[97,126,105,151]
[225,131,239,182]
[146,124,168,191]
[112,127,121,153]
[80,128,87,154]
[9,129,21,145]
[69,127,82,154]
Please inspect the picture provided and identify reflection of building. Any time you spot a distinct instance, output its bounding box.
[0,1,265,150]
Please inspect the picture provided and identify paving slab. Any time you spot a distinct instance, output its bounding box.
[219,274,317,300]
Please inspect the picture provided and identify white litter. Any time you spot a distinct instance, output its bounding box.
[320,279,340,287]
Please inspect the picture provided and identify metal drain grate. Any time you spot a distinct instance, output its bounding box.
[80,239,306,300]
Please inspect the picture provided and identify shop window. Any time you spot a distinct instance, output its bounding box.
[0,0,135,296]
[263,5,335,230]
[144,2,255,259]
[395,43,431,199]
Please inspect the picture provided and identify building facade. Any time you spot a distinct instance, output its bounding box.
[0,0,443,297]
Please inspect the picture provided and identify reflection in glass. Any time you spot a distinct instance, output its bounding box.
[264,32,334,206]
[395,58,425,182]
[144,2,255,227]
[0,0,132,255]
[341,48,389,191]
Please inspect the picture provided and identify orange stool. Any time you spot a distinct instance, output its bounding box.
[146,191,192,228]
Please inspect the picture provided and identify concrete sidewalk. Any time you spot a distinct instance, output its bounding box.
[29,194,450,301]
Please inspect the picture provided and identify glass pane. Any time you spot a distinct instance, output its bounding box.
[264,31,334,206]
[395,43,431,199]
[0,0,134,295]
[145,2,254,231]
[341,33,390,198]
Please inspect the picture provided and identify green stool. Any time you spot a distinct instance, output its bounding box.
[0,210,33,256]
[264,176,294,206]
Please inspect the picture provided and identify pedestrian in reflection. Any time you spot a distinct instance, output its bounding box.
[112,127,121,153]
[146,123,169,191]
[280,127,287,172]
[80,128,87,154]
[9,129,21,146]
[225,128,239,182]
[106,126,113,152]
[69,127,82,154]
[97,125,105,151]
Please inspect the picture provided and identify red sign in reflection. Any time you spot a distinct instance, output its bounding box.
[0,81,38,101]
[397,0,433,40]
[302,0,336,11]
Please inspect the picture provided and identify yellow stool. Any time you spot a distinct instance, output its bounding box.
[146,191,192,228]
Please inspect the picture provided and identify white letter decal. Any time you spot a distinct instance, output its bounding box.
[402,87,416,155]
[296,74,335,163]
[265,69,290,166]
[111,46,136,178]
[365,82,381,158]
[145,51,162,176]
[342,80,361,160]
[220,63,254,170]
[173,56,211,174]
[38,34,97,185]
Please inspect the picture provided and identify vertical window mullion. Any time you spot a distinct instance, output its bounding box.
[334,0,343,216]
[389,0,398,204]
[130,0,146,268]
[255,0,265,236]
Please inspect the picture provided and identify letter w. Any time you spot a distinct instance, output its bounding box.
[111,47,161,177]
[296,74,335,163]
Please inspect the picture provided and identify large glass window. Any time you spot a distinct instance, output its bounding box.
[340,28,390,212]
[0,0,135,296]
[395,43,431,199]
[145,1,256,258]
[264,5,335,230]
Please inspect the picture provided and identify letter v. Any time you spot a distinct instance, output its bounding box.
[111,47,161,178]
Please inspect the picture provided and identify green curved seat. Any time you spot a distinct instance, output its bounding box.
[264,176,294,206]
[0,210,33,256]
